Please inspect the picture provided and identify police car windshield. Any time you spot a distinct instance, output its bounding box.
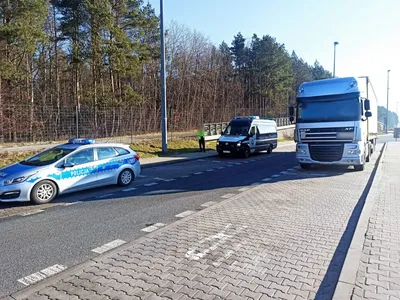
[20,147,74,166]
[224,123,250,136]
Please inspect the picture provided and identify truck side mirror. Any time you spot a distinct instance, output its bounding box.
[364,99,371,111]
[289,106,295,117]
[365,111,372,118]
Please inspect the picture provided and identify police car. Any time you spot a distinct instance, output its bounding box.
[0,139,141,204]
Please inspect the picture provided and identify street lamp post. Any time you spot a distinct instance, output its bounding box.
[160,0,168,153]
[333,42,339,77]
[386,70,391,134]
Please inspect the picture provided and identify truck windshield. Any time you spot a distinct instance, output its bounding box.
[297,98,361,123]
[223,122,250,136]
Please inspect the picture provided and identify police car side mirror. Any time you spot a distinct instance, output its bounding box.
[63,162,75,168]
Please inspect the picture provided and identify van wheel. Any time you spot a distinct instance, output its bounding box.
[267,145,273,154]
[30,180,57,204]
[243,147,250,158]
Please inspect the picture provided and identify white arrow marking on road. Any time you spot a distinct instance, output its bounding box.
[144,182,158,187]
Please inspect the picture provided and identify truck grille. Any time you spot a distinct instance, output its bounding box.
[309,144,344,162]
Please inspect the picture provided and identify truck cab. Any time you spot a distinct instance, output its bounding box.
[290,77,377,171]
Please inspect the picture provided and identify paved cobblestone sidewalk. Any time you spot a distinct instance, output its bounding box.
[350,142,400,300]
[10,146,383,300]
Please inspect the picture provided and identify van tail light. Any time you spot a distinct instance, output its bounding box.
[134,154,140,161]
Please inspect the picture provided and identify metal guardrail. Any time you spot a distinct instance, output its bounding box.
[203,117,294,137]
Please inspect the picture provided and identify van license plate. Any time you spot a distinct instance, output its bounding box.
[223,150,230,154]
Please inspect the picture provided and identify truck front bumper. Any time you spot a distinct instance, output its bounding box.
[296,142,364,166]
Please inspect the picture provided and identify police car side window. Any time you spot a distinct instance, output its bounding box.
[97,147,118,160]
[65,149,94,166]
[114,147,130,156]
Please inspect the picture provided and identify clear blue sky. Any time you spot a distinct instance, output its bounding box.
[148,0,399,113]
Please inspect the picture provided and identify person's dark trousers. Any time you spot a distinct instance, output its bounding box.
[199,137,205,152]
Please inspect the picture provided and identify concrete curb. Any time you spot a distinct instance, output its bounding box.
[332,142,388,300]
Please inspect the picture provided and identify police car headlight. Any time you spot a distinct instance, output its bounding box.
[237,142,241,147]
[4,174,35,185]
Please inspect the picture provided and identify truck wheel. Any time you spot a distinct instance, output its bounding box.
[366,146,371,162]
[30,180,57,204]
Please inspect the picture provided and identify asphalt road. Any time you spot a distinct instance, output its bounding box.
[0,139,386,297]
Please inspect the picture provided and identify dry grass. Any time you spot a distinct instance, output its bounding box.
[0,139,217,168]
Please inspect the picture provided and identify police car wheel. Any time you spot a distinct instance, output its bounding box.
[31,180,57,204]
[118,169,134,186]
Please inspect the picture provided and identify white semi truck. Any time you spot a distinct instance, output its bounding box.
[289,77,378,171]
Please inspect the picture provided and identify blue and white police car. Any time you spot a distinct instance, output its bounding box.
[0,139,141,204]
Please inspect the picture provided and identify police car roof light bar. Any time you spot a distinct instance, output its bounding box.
[68,138,96,144]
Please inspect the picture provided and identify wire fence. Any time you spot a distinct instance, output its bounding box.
[0,104,292,144]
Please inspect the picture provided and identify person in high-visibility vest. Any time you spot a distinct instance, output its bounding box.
[197,128,206,152]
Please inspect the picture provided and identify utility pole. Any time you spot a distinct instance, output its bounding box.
[333,42,339,77]
[386,70,390,134]
[160,0,168,152]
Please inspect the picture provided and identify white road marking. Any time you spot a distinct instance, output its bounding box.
[280,171,290,175]
[186,224,247,261]
[221,193,236,199]
[293,166,301,170]
[91,239,126,254]
[20,210,44,216]
[287,168,296,171]
[212,160,221,163]
[138,175,147,178]
[122,187,137,192]
[310,173,328,176]
[251,182,261,186]
[238,187,250,192]
[141,223,165,233]
[197,159,206,162]
[271,174,280,178]
[250,159,256,162]
[163,178,176,182]
[201,201,217,207]
[206,169,214,172]
[144,182,158,187]
[180,175,190,178]
[18,264,67,286]
[217,167,225,170]
[261,178,272,182]
[175,210,196,218]
[63,202,81,206]
[193,172,204,175]
[154,177,167,181]
[96,194,113,199]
